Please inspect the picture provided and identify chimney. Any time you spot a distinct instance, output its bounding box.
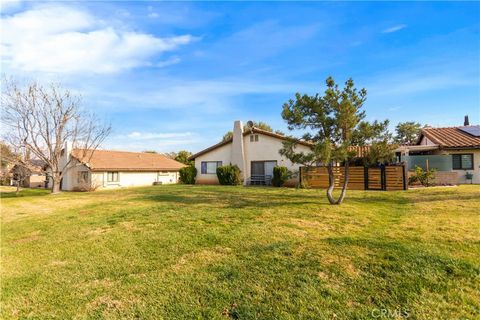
[464,115,470,126]
[231,120,246,184]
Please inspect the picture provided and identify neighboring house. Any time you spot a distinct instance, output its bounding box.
[398,123,480,184]
[11,159,47,188]
[57,145,185,191]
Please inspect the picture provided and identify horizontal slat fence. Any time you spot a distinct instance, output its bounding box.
[300,164,407,191]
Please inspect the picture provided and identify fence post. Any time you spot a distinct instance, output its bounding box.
[299,166,303,187]
[381,165,386,190]
[364,166,368,190]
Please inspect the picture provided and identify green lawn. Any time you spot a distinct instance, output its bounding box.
[1,185,479,319]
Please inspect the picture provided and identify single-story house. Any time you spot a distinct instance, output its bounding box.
[57,145,185,191]
[398,123,480,184]
[11,159,47,188]
[189,120,370,186]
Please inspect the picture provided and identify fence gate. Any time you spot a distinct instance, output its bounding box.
[300,164,407,191]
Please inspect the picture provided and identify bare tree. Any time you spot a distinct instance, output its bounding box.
[1,78,111,193]
[11,162,31,195]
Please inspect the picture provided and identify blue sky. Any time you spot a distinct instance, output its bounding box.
[1,1,479,153]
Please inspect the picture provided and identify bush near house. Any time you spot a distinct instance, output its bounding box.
[409,165,436,187]
[179,166,197,184]
[216,164,242,185]
[272,166,289,187]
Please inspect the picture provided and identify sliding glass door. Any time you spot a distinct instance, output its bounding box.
[250,161,277,185]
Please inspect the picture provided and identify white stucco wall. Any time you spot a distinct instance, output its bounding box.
[194,132,312,185]
[440,150,480,184]
[90,171,179,189]
[60,160,90,191]
[243,133,311,183]
[195,143,232,184]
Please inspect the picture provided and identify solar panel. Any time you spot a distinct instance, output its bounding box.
[458,125,480,137]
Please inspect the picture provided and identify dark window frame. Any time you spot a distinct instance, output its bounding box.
[77,171,89,183]
[452,154,474,170]
[201,161,223,174]
[107,171,119,182]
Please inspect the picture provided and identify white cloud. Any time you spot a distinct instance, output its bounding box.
[1,5,196,74]
[107,131,200,152]
[126,131,193,140]
[382,24,407,34]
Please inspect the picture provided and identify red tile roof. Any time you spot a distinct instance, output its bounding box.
[71,149,185,172]
[420,126,480,149]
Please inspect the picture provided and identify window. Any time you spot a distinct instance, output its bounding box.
[107,171,119,182]
[201,161,222,174]
[452,154,473,170]
[250,134,259,142]
[77,171,89,183]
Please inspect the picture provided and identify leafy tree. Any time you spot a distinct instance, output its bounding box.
[280,76,391,205]
[394,122,423,145]
[174,150,193,166]
[222,121,274,141]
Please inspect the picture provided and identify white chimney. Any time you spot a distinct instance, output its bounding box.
[231,120,246,184]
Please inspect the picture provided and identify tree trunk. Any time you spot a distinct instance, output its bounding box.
[326,162,336,204]
[326,161,350,205]
[52,178,61,194]
[16,181,20,196]
[335,161,349,204]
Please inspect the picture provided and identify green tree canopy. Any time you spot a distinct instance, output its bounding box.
[394,122,423,145]
[280,77,393,205]
[164,151,193,165]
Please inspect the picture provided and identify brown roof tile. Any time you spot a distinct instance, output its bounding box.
[71,149,185,171]
[420,126,480,149]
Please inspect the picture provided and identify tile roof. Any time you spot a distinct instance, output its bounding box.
[188,127,372,159]
[71,149,186,171]
[420,126,480,149]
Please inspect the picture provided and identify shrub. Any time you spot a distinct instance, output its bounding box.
[179,166,197,184]
[216,164,242,185]
[72,181,99,192]
[409,166,436,187]
[272,166,289,187]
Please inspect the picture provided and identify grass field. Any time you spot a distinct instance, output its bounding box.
[1,185,479,319]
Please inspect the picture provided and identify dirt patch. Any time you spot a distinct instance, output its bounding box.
[119,221,141,231]
[323,256,360,278]
[12,231,41,244]
[87,296,124,311]
[172,247,232,272]
[49,260,68,267]
[87,227,112,236]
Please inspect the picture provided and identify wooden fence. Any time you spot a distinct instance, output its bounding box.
[300,164,407,191]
